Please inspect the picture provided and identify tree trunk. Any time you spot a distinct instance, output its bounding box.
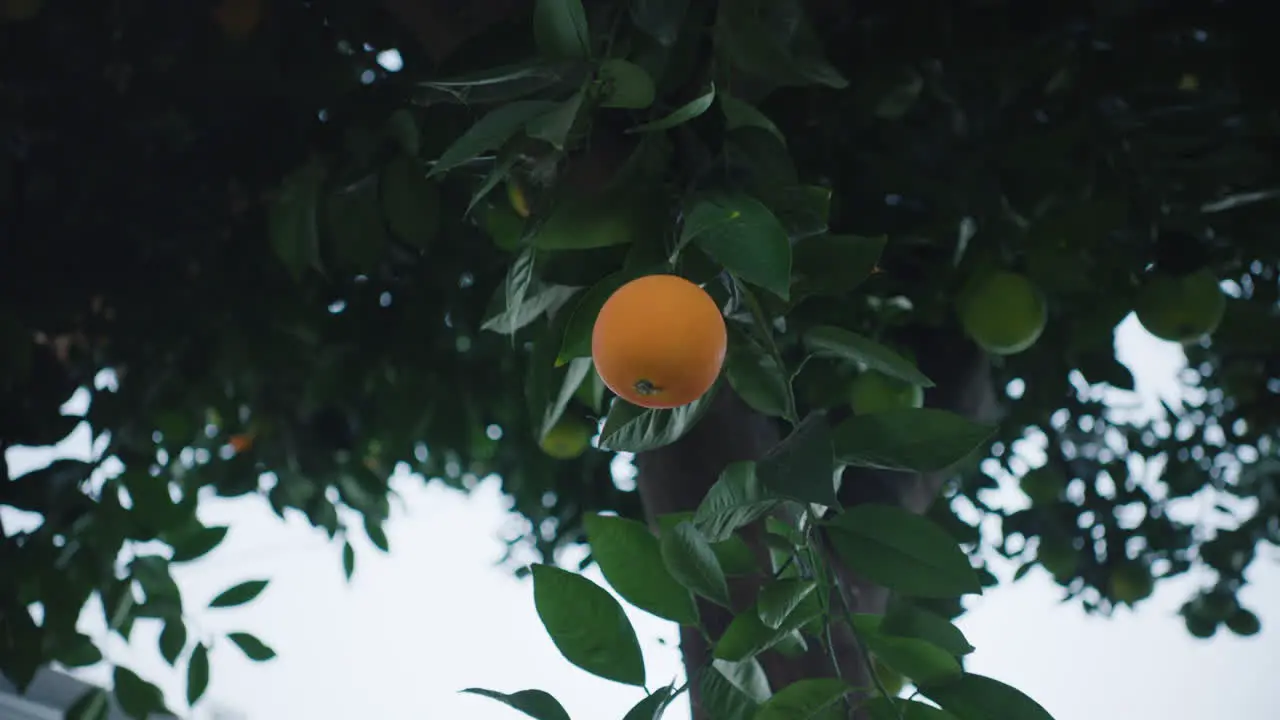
[635,327,998,719]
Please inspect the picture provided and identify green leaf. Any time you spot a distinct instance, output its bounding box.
[208,579,269,609]
[538,357,593,441]
[380,155,440,248]
[630,0,690,46]
[325,177,388,271]
[385,108,420,156]
[598,386,719,453]
[227,632,277,661]
[415,61,590,106]
[114,665,166,718]
[881,599,976,657]
[874,67,924,120]
[462,689,573,720]
[831,409,995,473]
[623,686,674,720]
[774,185,832,242]
[719,94,785,144]
[755,678,850,720]
[714,594,822,661]
[57,634,104,669]
[527,91,585,149]
[862,698,960,720]
[66,688,110,720]
[693,461,779,543]
[825,505,982,598]
[700,660,768,720]
[268,161,325,281]
[534,0,591,60]
[757,414,838,507]
[850,615,962,684]
[159,619,186,666]
[681,191,791,299]
[169,525,229,563]
[556,271,633,362]
[531,564,646,686]
[803,327,935,388]
[364,516,391,553]
[793,234,886,297]
[343,541,356,581]
[430,101,559,177]
[757,578,817,630]
[583,513,699,625]
[628,83,716,133]
[919,674,1056,720]
[186,644,210,706]
[725,331,794,420]
[599,59,656,109]
[660,520,731,607]
[714,2,847,89]
[657,513,759,576]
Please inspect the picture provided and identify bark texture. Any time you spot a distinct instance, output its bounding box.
[636,328,999,719]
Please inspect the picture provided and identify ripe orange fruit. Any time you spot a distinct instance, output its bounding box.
[591,274,726,409]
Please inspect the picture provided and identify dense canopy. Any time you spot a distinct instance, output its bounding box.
[2,0,1278,717]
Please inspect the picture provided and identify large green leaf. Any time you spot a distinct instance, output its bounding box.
[659,520,731,607]
[158,619,186,666]
[533,0,591,60]
[380,155,440,248]
[826,505,982,598]
[919,674,1057,720]
[168,524,229,563]
[757,414,838,507]
[714,593,822,662]
[693,461,780,542]
[583,513,699,625]
[186,644,209,706]
[754,678,850,720]
[598,386,719,452]
[850,615,962,685]
[114,666,167,718]
[629,83,716,133]
[881,599,976,657]
[680,191,791,300]
[430,101,558,177]
[792,234,886,297]
[830,409,995,473]
[227,632,276,661]
[623,686,674,720]
[530,564,646,686]
[208,579,269,609]
[599,59,656,109]
[803,327,935,387]
[461,688,573,720]
[756,579,817,630]
[724,330,794,420]
[268,162,325,281]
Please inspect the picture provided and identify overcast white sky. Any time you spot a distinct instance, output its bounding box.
[5,314,1279,719]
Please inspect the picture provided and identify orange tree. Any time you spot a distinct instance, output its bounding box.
[2,1,1279,718]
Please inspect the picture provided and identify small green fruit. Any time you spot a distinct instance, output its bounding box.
[849,370,924,414]
[1134,269,1226,344]
[957,270,1047,355]
[1108,561,1155,605]
[539,418,593,460]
